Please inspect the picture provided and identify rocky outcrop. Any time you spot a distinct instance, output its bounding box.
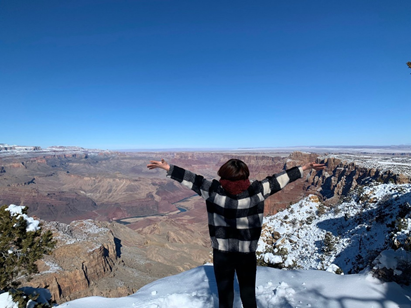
[22,217,210,304]
[306,156,411,203]
[285,151,319,168]
[262,151,411,211]
[24,220,120,303]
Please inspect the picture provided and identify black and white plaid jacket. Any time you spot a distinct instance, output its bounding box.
[166,164,303,253]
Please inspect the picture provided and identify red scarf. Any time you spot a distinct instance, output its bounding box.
[219,179,250,195]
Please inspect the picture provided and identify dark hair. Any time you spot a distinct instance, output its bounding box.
[218,159,250,181]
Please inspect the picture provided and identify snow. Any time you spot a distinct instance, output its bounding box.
[5,204,40,232]
[0,288,51,308]
[319,153,411,178]
[0,293,17,308]
[264,253,282,264]
[374,248,411,274]
[26,265,408,308]
[256,183,411,274]
[0,145,107,159]
[42,260,63,274]
[47,220,111,246]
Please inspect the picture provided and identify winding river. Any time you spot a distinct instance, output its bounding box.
[115,194,195,225]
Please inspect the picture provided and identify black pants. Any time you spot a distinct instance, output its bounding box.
[213,249,257,308]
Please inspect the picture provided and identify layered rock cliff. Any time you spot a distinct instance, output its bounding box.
[0,152,194,223]
[23,218,210,304]
[305,155,411,204]
[24,220,120,303]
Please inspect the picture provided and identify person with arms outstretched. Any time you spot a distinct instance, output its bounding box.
[147,158,325,308]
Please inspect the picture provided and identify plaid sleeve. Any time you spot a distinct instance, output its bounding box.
[261,166,303,198]
[166,164,213,199]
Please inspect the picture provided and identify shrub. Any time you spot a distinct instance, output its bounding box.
[322,231,335,255]
[317,203,326,215]
[305,215,314,225]
[0,205,56,307]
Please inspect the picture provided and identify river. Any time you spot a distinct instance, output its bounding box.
[115,194,195,225]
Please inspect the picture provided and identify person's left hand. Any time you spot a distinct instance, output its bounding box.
[147,159,170,171]
[302,162,326,171]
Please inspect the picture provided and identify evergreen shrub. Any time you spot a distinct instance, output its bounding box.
[0,205,56,308]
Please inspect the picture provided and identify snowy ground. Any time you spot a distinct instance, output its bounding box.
[257,183,411,273]
[1,265,405,308]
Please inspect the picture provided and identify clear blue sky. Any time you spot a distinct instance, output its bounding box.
[1,0,410,150]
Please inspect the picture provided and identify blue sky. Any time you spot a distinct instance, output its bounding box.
[1,0,410,150]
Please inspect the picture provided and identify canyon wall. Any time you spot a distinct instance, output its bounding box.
[24,219,198,304]
[24,220,121,303]
[306,156,410,204]
[0,152,194,223]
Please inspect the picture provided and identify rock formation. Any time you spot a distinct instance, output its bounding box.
[24,220,119,303]
[23,219,200,304]
[305,156,410,204]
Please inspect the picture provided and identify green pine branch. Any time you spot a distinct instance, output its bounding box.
[0,205,56,291]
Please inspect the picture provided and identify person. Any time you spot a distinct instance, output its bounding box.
[147,158,325,308]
